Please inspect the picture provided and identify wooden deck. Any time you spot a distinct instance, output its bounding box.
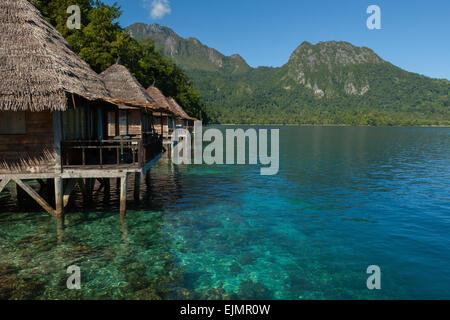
[0,150,163,219]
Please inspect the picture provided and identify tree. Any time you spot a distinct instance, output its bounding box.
[32,0,211,122]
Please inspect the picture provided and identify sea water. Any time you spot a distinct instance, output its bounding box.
[0,126,449,299]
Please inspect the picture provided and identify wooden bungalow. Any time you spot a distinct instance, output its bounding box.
[0,0,165,218]
[99,62,175,158]
[166,98,199,134]
[146,86,177,141]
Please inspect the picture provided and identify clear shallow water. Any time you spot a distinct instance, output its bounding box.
[0,126,449,299]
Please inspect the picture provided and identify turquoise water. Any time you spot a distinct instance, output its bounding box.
[0,126,449,299]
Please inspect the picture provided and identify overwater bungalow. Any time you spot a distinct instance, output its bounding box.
[146,86,177,142]
[99,62,176,150]
[0,0,165,218]
[166,97,198,134]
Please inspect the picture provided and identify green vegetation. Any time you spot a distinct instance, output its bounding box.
[127,23,251,75]
[191,63,450,126]
[129,24,450,126]
[32,0,209,121]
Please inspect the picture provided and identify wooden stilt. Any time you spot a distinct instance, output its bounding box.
[119,216,129,244]
[0,179,10,194]
[63,179,76,208]
[119,174,128,218]
[93,178,105,196]
[77,178,88,199]
[134,172,141,201]
[86,178,94,199]
[79,178,93,204]
[54,177,64,218]
[103,178,111,204]
[13,179,57,217]
[116,178,120,194]
[56,216,64,244]
[104,178,111,195]
[9,181,18,201]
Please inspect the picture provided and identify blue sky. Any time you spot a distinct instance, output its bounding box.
[103,0,450,80]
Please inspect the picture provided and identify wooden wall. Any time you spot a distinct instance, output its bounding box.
[106,109,143,138]
[154,115,170,135]
[128,110,141,136]
[0,111,56,174]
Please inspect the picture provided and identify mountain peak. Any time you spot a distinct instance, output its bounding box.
[127,23,177,40]
[126,23,251,74]
[289,40,383,66]
[285,41,385,97]
[231,54,245,62]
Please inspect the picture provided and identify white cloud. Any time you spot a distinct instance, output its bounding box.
[144,0,171,20]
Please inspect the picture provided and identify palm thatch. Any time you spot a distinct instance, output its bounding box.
[146,86,175,114]
[0,0,110,112]
[100,63,156,105]
[0,149,55,174]
[101,97,173,114]
[167,97,197,121]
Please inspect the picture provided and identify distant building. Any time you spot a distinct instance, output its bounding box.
[146,86,177,142]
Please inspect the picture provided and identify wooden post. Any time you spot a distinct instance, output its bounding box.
[116,178,120,194]
[83,178,94,202]
[54,177,64,218]
[134,172,141,201]
[56,216,64,244]
[119,174,128,218]
[53,111,62,173]
[103,178,111,204]
[63,179,76,208]
[104,178,111,195]
[119,216,129,245]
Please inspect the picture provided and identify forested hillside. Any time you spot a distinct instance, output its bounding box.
[128,23,449,126]
[31,0,210,121]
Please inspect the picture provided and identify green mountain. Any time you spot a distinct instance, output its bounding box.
[127,23,450,126]
[126,23,250,74]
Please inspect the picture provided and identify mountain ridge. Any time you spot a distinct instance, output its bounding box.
[127,23,251,74]
[126,23,449,126]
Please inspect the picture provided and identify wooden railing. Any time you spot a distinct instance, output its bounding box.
[62,134,162,169]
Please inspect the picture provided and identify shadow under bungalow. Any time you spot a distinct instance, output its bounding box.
[0,0,199,219]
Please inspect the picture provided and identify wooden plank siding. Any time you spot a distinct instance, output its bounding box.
[0,111,57,174]
[154,115,171,136]
[128,110,142,136]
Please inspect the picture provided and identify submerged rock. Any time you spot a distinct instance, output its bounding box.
[195,282,238,300]
[239,253,255,265]
[134,288,163,300]
[237,279,272,300]
[229,262,242,274]
[0,263,46,300]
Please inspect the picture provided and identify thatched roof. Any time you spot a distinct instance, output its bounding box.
[167,97,197,121]
[100,63,156,105]
[101,97,174,114]
[146,86,172,109]
[0,0,111,111]
[147,85,197,119]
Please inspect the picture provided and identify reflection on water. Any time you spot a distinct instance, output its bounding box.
[0,126,449,299]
